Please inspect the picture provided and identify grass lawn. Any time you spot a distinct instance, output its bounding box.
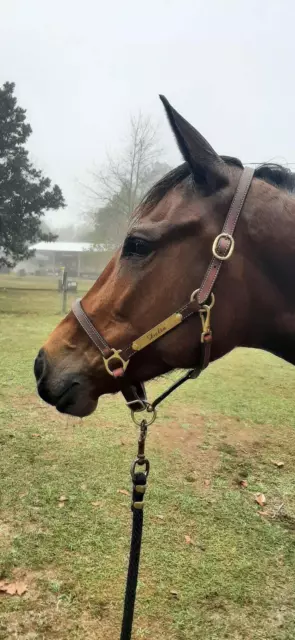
[0,274,94,316]
[1,289,295,639]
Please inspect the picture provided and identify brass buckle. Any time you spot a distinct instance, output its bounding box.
[103,349,129,376]
[212,233,235,261]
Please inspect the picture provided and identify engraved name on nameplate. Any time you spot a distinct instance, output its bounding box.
[132,313,183,352]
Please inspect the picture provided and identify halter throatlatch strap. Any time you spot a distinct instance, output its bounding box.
[71,167,255,410]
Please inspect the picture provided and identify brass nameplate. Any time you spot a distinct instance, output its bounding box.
[132,313,183,352]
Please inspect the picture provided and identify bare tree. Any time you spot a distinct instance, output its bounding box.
[94,113,161,212]
[84,114,169,247]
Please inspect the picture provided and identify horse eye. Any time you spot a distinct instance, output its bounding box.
[122,237,153,258]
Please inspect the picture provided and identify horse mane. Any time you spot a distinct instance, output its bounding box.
[253,163,295,192]
[141,157,295,212]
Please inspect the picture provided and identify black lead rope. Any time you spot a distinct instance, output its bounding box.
[120,421,149,640]
[119,471,146,640]
[151,367,201,410]
[120,368,203,639]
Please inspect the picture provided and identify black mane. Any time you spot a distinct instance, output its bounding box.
[141,157,295,211]
[253,163,295,192]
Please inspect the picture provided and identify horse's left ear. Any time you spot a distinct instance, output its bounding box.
[160,95,228,195]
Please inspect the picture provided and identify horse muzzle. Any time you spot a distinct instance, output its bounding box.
[34,348,146,417]
[34,348,98,417]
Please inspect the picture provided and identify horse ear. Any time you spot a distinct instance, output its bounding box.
[159,95,228,195]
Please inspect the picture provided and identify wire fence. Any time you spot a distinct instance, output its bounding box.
[0,274,94,316]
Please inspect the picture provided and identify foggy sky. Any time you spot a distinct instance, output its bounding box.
[1,0,295,226]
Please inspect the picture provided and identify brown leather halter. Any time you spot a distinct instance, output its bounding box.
[72,167,254,418]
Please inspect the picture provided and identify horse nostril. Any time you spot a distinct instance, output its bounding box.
[34,348,46,382]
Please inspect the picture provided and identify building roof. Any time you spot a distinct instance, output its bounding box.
[32,241,108,253]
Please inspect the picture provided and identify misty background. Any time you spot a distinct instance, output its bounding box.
[1,0,295,240]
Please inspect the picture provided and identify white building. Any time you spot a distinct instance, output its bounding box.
[14,242,113,277]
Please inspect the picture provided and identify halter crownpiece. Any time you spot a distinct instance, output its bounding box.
[72,167,254,413]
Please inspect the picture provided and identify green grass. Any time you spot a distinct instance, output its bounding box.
[0,273,94,316]
[1,289,295,639]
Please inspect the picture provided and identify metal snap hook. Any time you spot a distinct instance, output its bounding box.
[130,458,150,481]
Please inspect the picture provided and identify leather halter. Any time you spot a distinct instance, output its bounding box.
[72,167,254,414]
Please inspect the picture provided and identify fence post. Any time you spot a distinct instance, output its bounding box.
[61,267,68,314]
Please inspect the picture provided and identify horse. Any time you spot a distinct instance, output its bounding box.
[34,95,295,418]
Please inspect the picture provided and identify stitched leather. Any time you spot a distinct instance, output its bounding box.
[72,298,113,358]
[198,167,254,304]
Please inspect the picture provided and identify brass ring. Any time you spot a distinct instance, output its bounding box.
[190,289,215,309]
[204,292,215,310]
[212,233,235,261]
[190,288,200,302]
[131,407,157,427]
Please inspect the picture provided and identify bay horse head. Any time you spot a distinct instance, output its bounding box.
[34,96,295,417]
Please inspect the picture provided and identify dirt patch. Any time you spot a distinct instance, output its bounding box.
[151,405,295,454]
[4,392,40,410]
[149,414,220,482]
[0,524,12,540]
[147,406,295,489]
[7,567,58,600]
[151,415,204,451]
[22,523,49,535]
[0,578,174,640]
[214,416,263,447]
[0,523,13,554]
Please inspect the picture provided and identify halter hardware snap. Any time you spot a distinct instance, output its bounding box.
[103,349,129,376]
[212,233,235,260]
[199,303,213,343]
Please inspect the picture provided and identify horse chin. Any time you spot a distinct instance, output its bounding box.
[55,384,99,418]
[56,395,98,418]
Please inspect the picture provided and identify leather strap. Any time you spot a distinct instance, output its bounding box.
[72,298,113,358]
[71,299,148,411]
[198,167,254,304]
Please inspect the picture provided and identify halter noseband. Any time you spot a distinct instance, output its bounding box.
[72,167,254,416]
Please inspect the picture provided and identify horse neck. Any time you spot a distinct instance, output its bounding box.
[247,183,295,364]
